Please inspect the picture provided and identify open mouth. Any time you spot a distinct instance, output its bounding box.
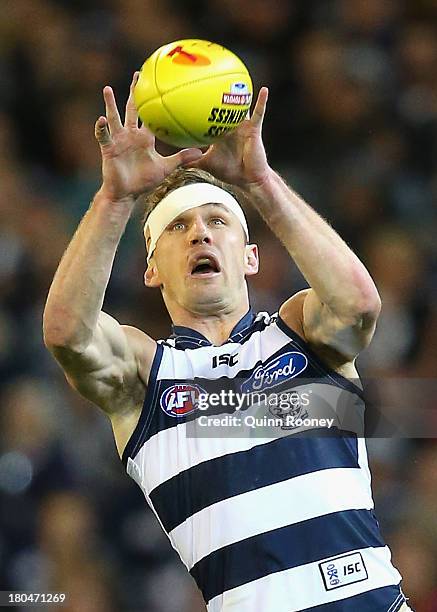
[191,256,220,276]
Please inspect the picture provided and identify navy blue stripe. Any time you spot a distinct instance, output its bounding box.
[171,308,256,349]
[303,583,405,611]
[169,315,268,349]
[190,509,385,603]
[122,342,164,466]
[275,315,366,400]
[150,434,359,532]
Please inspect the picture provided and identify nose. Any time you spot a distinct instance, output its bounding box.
[188,217,212,246]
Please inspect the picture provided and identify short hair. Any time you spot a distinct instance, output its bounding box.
[140,167,247,226]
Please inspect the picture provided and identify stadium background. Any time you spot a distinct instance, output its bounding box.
[0,0,436,610]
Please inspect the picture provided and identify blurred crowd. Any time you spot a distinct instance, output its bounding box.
[0,0,436,610]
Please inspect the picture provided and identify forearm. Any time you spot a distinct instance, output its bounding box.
[246,170,381,318]
[43,190,135,350]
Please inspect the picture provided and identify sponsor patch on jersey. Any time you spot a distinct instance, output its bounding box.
[241,351,308,393]
[319,552,368,591]
[160,384,205,417]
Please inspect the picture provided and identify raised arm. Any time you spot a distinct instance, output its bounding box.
[248,172,381,364]
[43,73,202,414]
[195,88,381,366]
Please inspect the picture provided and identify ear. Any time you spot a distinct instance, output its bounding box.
[244,244,259,276]
[144,260,161,288]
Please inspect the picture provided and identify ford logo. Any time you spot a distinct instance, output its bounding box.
[241,351,308,393]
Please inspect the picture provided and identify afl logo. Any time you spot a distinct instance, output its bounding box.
[160,384,205,418]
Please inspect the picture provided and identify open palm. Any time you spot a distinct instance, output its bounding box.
[95,73,202,202]
[195,87,270,188]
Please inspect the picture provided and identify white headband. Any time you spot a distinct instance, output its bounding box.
[144,183,249,262]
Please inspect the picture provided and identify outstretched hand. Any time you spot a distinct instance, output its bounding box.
[193,87,271,188]
[95,73,202,202]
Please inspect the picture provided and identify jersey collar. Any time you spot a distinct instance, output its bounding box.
[170,309,255,349]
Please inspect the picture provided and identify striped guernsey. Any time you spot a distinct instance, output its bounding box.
[122,310,406,612]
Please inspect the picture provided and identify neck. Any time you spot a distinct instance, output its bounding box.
[169,300,250,346]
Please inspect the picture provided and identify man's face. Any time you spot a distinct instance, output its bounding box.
[145,203,258,313]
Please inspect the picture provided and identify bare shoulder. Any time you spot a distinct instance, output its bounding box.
[121,325,157,385]
[100,324,157,415]
[46,311,158,458]
[57,314,157,419]
[278,289,310,339]
[102,325,157,459]
[278,289,360,377]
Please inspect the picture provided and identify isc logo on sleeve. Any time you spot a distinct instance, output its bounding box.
[319,552,368,590]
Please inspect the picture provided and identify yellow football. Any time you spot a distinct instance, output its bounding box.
[134,39,253,148]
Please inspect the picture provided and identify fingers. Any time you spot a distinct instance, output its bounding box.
[125,71,140,129]
[97,74,140,146]
[188,145,212,168]
[95,116,111,146]
[103,85,123,135]
[164,148,203,172]
[250,87,268,129]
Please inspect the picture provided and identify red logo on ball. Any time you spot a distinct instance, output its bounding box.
[167,45,211,66]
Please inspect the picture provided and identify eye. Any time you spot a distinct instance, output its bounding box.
[171,221,185,231]
[210,218,225,226]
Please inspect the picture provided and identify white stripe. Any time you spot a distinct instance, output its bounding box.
[133,424,275,494]
[388,594,405,612]
[357,437,373,497]
[170,467,374,569]
[206,545,402,612]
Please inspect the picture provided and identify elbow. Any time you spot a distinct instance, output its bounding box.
[43,328,65,352]
[349,288,382,331]
[363,275,382,315]
[43,308,61,350]
[42,307,87,353]
[348,269,382,321]
[43,302,64,349]
[43,326,89,358]
[356,288,381,320]
[333,285,381,328]
[43,319,70,352]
